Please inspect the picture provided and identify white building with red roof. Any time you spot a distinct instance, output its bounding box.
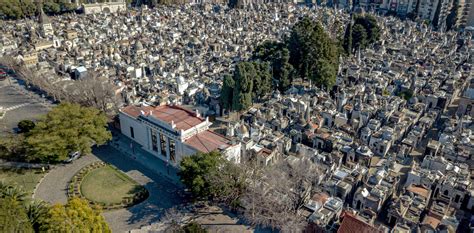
[119,105,241,167]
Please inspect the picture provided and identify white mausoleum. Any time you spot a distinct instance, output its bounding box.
[119,105,241,167]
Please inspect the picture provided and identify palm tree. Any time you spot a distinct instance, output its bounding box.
[26,200,49,231]
[0,181,28,203]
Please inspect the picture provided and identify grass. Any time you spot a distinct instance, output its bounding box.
[0,168,45,195]
[80,165,142,205]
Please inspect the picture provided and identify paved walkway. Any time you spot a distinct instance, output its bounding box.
[94,145,187,232]
[33,133,251,232]
[34,155,99,203]
[108,130,181,184]
[34,142,187,232]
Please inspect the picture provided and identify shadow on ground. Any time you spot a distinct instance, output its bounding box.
[93,145,189,230]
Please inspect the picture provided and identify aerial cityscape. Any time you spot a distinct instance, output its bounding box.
[0,0,473,232]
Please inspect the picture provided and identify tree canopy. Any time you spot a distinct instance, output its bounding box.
[222,17,340,112]
[287,17,339,87]
[0,182,49,232]
[0,134,27,161]
[0,183,110,232]
[343,14,381,54]
[253,41,295,92]
[0,197,34,233]
[40,198,111,232]
[220,74,235,113]
[25,103,111,163]
[178,151,246,204]
[18,120,36,134]
[223,61,272,112]
[0,0,76,20]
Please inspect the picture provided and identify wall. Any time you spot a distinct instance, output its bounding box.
[119,112,148,147]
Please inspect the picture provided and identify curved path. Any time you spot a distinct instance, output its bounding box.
[34,155,99,204]
[34,145,186,232]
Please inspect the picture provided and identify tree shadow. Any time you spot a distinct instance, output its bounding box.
[92,145,190,227]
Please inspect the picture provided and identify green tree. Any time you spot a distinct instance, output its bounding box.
[313,59,337,89]
[18,120,35,134]
[0,197,34,233]
[352,24,368,51]
[0,182,28,203]
[25,103,112,163]
[178,151,245,203]
[20,0,37,18]
[343,21,353,54]
[0,0,24,19]
[228,0,238,8]
[397,90,414,101]
[354,14,381,44]
[232,63,253,111]
[180,222,208,233]
[40,198,110,232]
[220,74,235,113]
[26,200,50,232]
[178,151,222,199]
[43,0,61,15]
[0,134,27,161]
[446,0,459,31]
[0,183,50,232]
[287,17,339,88]
[253,41,294,92]
[255,62,272,98]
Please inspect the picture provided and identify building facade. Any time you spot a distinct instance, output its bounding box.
[82,0,127,15]
[119,105,241,167]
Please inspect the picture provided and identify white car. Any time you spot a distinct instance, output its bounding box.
[64,151,81,163]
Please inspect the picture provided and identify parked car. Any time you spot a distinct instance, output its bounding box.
[0,69,7,81]
[64,151,81,163]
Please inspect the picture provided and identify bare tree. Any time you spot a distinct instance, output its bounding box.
[240,156,321,232]
[161,207,188,233]
[0,56,121,115]
[71,72,122,115]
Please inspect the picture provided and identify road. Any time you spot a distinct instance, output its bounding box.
[0,77,52,135]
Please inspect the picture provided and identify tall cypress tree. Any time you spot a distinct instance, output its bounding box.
[352,24,368,51]
[343,21,353,54]
[220,75,235,113]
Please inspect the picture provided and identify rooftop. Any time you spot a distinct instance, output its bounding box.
[337,212,382,233]
[184,130,233,153]
[121,105,204,131]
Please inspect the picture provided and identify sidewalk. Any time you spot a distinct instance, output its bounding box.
[109,131,182,186]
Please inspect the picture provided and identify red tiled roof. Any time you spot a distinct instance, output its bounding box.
[422,215,441,229]
[150,105,203,131]
[121,105,204,131]
[407,184,430,199]
[337,213,382,233]
[258,148,273,158]
[311,192,330,204]
[121,105,154,118]
[185,130,231,153]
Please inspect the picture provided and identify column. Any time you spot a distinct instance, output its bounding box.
[157,131,164,157]
[166,136,171,161]
[147,127,152,151]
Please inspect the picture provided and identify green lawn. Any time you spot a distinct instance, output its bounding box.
[80,165,142,205]
[0,169,45,195]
